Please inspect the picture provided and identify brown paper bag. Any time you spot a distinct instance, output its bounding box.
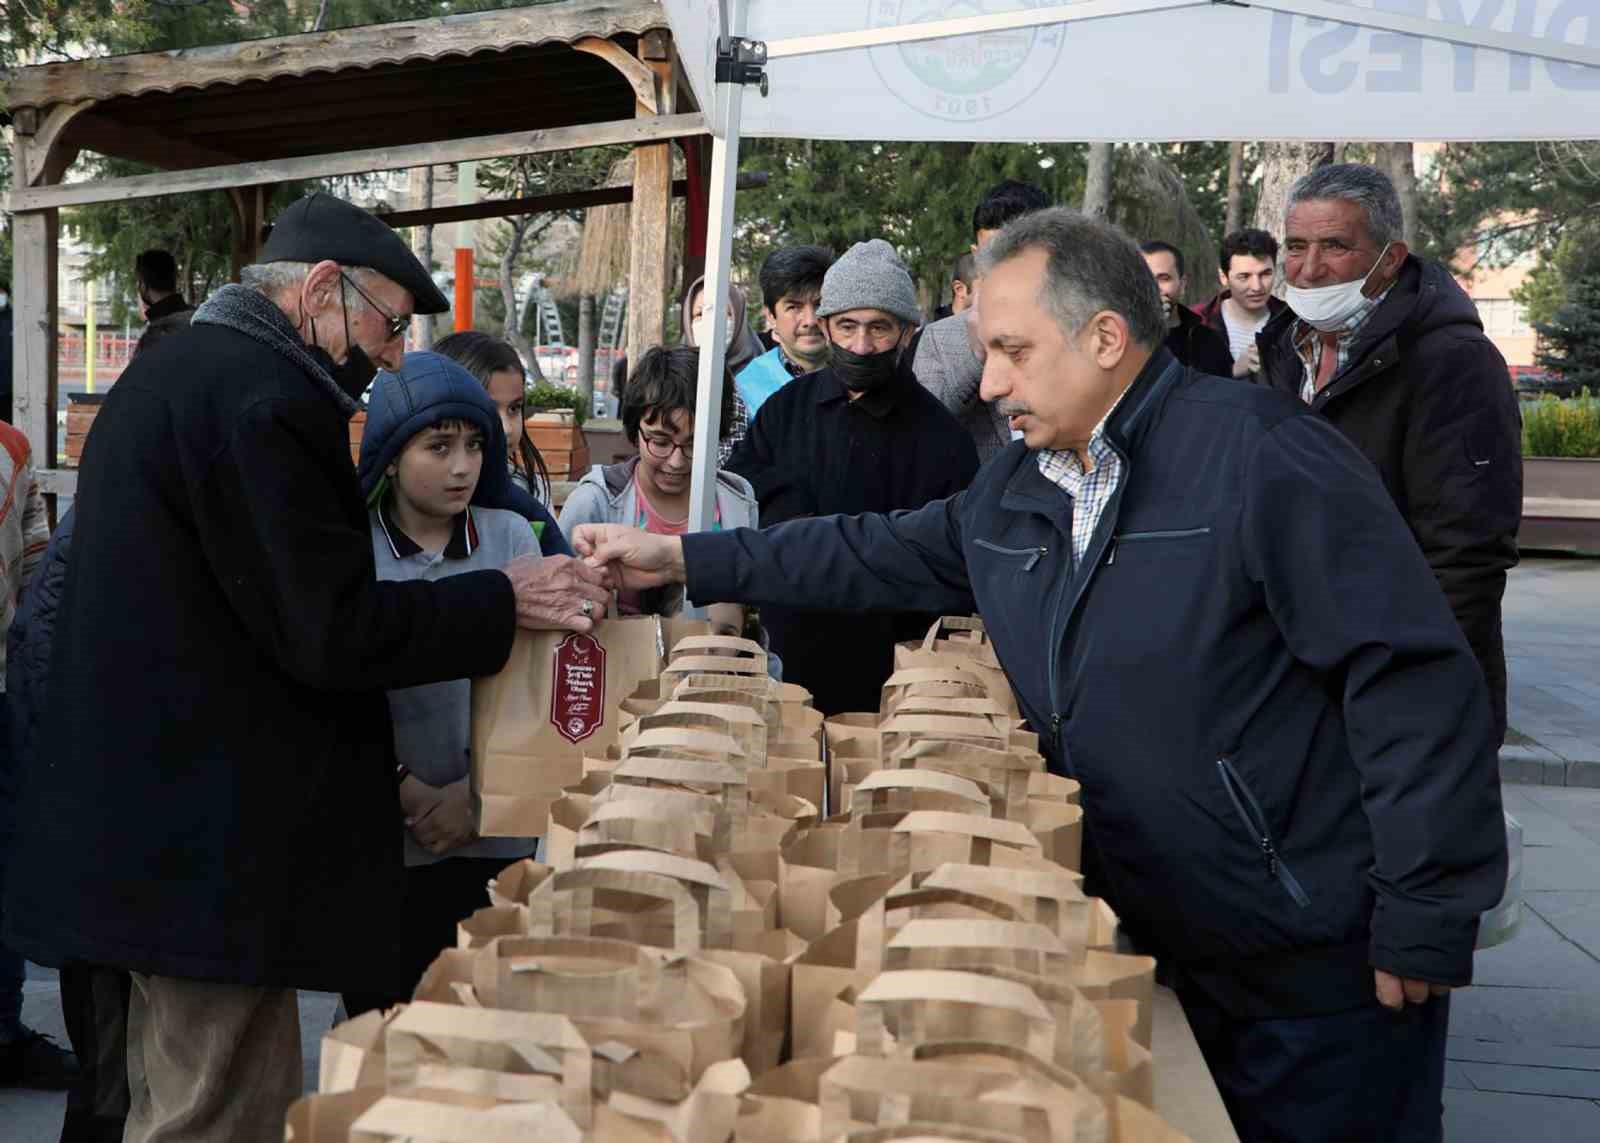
[469,936,747,1102]
[524,850,735,953]
[734,1057,837,1143]
[817,1054,1110,1143]
[319,1010,394,1094]
[473,617,688,837]
[284,1088,386,1143]
[347,1090,584,1143]
[383,1002,594,1127]
[893,617,1019,717]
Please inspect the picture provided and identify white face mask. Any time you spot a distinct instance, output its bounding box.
[1284,243,1393,333]
[0,293,9,309]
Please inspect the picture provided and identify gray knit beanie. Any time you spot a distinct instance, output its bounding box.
[817,239,921,326]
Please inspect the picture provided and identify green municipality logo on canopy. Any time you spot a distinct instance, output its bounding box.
[868,0,1066,122]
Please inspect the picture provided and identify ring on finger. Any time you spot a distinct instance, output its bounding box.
[581,598,595,618]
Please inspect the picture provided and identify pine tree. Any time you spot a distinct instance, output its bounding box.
[1535,274,1600,392]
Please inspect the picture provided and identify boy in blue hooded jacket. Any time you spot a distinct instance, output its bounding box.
[346,352,540,1014]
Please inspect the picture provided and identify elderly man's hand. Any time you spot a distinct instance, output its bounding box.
[572,525,686,590]
[504,554,613,632]
[1374,969,1452,1011]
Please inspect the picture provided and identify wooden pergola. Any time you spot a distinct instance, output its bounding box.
[4,0,708,500]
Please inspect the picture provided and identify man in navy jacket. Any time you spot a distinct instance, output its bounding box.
[576,209,1507,1143]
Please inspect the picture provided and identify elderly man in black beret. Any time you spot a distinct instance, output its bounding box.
[0,194,613,1143]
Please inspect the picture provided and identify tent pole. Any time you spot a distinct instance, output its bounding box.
[687,30,745,534]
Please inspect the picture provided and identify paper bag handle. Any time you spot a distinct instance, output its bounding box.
[855,970,1057,1062]
[920,616,990,651]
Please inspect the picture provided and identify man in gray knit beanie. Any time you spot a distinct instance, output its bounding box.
[724,237,978,716]
[816,238,922,394]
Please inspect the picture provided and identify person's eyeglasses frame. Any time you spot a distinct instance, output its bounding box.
[640,433,693,462]
[340,271,410,342]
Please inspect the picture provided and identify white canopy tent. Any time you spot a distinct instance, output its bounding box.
[670,0,1600,528]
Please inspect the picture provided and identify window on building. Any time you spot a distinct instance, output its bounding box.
[1477,298,1532,339]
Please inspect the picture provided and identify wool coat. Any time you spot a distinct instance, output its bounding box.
[2,316,516,990]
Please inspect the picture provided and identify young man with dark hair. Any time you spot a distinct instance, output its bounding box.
[914,179,1053,460]
[950,252,977,315]
[132,249,194,356]
[971,179,1052,251]
[1140,240,1233,376]
[735,245,833,416]
[1195,228,1288,380]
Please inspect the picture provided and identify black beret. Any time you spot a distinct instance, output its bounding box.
[259,192,451,315]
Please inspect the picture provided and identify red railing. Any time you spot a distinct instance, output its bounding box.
[58,331,138,370]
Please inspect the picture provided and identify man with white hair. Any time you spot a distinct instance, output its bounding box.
[1,193,613,1143]
[1259,163,1522,746]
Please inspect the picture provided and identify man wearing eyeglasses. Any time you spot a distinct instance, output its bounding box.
[1,193,614,1143]
[726,239,979,715]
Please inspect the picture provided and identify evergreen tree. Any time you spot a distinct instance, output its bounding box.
[1535,273,1600,391]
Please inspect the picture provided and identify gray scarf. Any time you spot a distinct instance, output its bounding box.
[192,284,360,418]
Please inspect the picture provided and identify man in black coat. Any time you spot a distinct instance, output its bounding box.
[0,193,613,1143]
[1140,240,1234,377]
[576,208,1506,1143]
[727,238,979,714]
[1259,163,1523,744]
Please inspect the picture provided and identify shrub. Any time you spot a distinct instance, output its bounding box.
[525,380,587,426]
[1522,390,1600,458]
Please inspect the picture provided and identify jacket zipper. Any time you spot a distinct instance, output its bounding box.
[973,538,1047,571]
[1216,758,1311,907]
[1047,445,1130,753]
[1105,525,1212,566]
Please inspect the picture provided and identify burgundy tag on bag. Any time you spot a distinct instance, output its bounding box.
[551,632,606,744]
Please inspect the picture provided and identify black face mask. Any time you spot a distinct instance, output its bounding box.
[304,282,380,399]
[830,343,900,392]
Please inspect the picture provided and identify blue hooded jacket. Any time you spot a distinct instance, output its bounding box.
[357,351,570,557]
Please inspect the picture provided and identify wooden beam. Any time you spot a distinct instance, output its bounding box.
[3,2,670,110]
[626,31,676,370]
[20,100,90,186]
[66,110,240,171]
[574,36,659,114]
[13,209,59,484]
[374,171,770,229]
[7,112,708,212]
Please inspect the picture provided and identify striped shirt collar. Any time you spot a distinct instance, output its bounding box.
[376,498,477,560]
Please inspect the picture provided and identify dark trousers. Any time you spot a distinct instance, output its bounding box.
[342,856,511,1018]
[58,963,131,1143]
[1182,987,1449,1143]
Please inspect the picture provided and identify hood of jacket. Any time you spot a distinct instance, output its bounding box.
[356,350,521,513]
[682,275,764,375]
[576,455,757,520]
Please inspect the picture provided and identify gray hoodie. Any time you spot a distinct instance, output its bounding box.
[557,457,757,619]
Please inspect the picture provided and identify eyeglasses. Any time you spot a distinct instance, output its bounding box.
[640,433,693,461]
[341,272,410,341]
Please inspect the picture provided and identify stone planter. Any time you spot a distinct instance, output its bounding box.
[1521,456,1600,552]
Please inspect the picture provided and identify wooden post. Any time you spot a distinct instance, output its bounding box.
[228,185,270,282]
[626,31,676,371]
[13,210,60,476]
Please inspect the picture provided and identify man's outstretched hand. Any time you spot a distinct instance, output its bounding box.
[572,525,687,590]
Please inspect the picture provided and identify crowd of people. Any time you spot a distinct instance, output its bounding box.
[0,160,1521,1143]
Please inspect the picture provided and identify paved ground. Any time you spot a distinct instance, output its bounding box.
[2,557,1598,1140]
[1500,556,1600,782]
